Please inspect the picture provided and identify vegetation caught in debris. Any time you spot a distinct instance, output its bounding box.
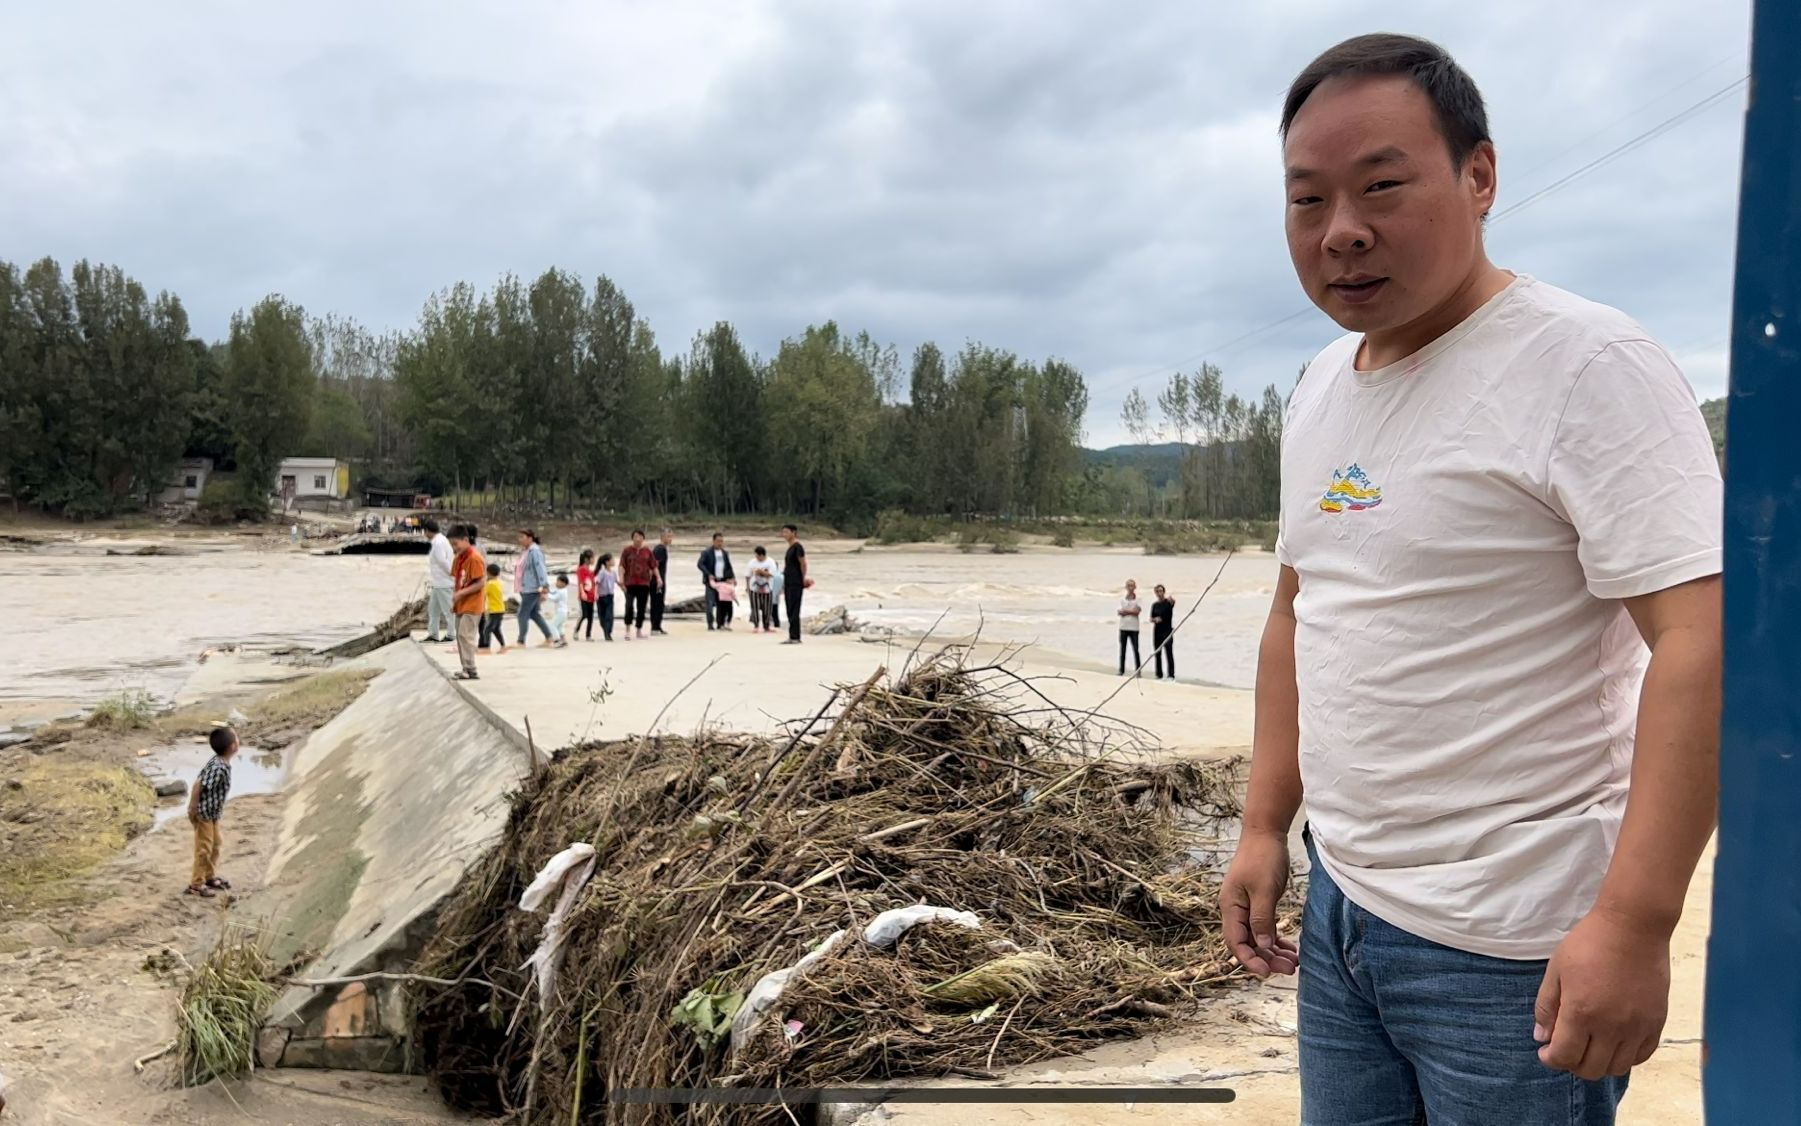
[176,926,278,1086]
[410,649,1284,1125]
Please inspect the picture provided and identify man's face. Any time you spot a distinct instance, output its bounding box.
[661,532,673,545]
[1283,75,1496,335]
[1154,586,1166,599]
[632,533,645,546]
[1126,582,1137,596]
[712,536,724,549]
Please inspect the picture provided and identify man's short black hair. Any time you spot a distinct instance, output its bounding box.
[1281,33,1490,169]
[422,517,439,534]
[782,524,798,534]
[209,726,237,755]
[712,531,724,542]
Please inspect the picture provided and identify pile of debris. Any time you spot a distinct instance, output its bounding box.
[315,597,425,660]
[409,651,1252,1124]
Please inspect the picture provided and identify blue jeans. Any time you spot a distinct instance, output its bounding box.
[1299,833,1628,1125]
[515,591,554,644]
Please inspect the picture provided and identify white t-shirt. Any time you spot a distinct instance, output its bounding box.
[1117,596,1141,631]
[427,533,454,590]
[1276,275,1721,960]
[747,559,776,592]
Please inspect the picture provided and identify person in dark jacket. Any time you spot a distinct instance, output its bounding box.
[650,529,673,635]
[1151,584,1177,679]
[697,532,735,631]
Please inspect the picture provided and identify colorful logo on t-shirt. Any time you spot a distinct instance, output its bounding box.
[1319,464,1382,514]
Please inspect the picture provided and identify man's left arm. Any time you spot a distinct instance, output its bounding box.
[1535,340,1723,1082]
[1536,576,1719,1080]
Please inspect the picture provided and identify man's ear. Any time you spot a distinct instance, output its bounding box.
[1465,139,1498,221]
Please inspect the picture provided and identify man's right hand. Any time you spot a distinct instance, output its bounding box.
[1220,828,1299,978]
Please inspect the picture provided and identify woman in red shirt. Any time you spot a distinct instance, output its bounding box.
[619,529,662,640]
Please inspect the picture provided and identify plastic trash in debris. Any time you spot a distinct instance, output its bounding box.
[518,843,598,1004]
[729,929,845,1052]
[863,904,981,949]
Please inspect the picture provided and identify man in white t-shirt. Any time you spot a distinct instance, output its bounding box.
[1116,579,1143,675]
[1217,34,1722,1125]
[423,517,454,643]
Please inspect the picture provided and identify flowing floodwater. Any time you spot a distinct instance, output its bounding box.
[4,537,1275,719]
[4,542,425,712]
[807,546,1275,690]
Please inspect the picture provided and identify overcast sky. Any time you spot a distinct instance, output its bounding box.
[1,2,1751,446]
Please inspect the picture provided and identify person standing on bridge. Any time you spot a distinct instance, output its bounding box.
[698,532,735,631]
[650,529,673,635]
[515,530,561,648]
[620,529,660,640]
[449,524,487,680]
[780,524,810,644]
[423,518,454,644]
[1218,35,1722,1124]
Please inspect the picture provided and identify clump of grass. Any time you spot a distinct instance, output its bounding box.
[1051,529,1076,548]
[1141,527,1240,555]
[177,926,279,1086]
[247,669,378,729]
[987,530,1021,554]
[923,952,1057,1005]
[86,688,160,731]
[873,510,949,545]
[0,762,153,910]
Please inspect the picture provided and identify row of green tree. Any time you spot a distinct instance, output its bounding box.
[1113,363,1287,520]
[0,256,1283,524]
[387,270,1094,524]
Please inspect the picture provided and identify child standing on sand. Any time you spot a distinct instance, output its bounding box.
[185,726,239,898]
[481,562,509,654]
[710,574,738,630]
[597,553,619,641]
[576,550,598,641]
[549,573,571,642]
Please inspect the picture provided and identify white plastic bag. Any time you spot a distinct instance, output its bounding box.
[862,904,980,949]
[518,843,598,1004]
[729,929,846,1052]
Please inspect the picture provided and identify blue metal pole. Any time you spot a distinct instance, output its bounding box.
[1704,2,1801,1121]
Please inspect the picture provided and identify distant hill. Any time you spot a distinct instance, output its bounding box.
[1083,442,1185,488]
[1087,397,1728,479]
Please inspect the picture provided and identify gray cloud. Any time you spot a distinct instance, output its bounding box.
[0,0,1748,445]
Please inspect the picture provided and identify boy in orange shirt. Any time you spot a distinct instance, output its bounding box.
[449,524,487,680]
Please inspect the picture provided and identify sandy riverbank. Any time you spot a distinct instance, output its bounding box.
[0,527,1715,1124]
